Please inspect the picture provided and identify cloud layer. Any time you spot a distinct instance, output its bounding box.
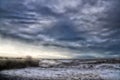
[0,0,120,58]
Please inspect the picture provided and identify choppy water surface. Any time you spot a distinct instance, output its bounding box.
[0,63,120,80]
[0,0,120,58]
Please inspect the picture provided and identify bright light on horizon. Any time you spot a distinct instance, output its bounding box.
[0,37,73,59]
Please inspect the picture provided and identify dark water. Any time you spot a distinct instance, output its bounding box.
[0,0,120,58]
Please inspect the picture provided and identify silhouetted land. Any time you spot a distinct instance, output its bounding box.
[0,57,120,70]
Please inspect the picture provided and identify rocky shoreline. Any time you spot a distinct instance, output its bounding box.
[0,58,120,80]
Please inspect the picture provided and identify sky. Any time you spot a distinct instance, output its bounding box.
[0,0,120,58]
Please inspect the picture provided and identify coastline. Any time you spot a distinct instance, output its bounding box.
[0,58,120,80]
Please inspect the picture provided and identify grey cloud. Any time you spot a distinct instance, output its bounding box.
[0,0,120,58]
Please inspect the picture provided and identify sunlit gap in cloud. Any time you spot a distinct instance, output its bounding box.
[0,36,73,59]
[0,36,111,59]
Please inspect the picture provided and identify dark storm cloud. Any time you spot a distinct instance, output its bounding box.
[0,0,120,58]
